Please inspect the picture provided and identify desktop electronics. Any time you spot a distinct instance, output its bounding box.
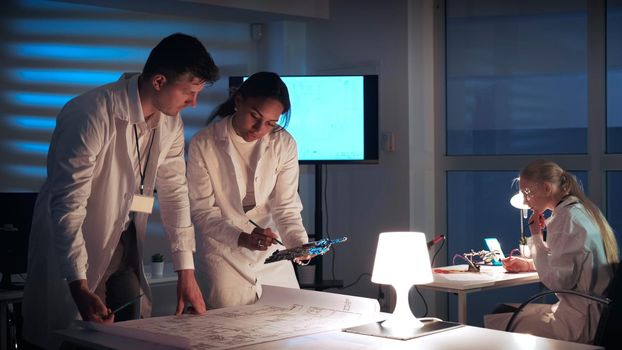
[484,237,505,265]
[229,75,379,164]
[0,192,38,289]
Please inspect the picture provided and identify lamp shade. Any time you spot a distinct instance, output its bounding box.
[510,192,530,210]
[371,231,433,286]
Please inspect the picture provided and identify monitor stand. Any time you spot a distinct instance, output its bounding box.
[0,273,25,291]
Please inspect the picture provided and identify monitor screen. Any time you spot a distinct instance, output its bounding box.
[0,192,38,289]
[229,75,379,164]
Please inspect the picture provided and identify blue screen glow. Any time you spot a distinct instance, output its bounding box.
[283,76,365,161]
[240,76,368,161]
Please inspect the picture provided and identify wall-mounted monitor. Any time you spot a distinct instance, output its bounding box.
[229,75,379,164]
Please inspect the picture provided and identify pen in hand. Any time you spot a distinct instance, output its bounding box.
[248,219,284,246]
[109,294,144,317]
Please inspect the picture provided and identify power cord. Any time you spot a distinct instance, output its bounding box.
[431,238,445,266]
[332,239,445,315]
[320,164,446,316]
[413,284,429,317]
[417,237,445,317]
[340,272,371,289]
[324,165,338,281]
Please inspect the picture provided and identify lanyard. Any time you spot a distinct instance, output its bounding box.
[133,124,155,195]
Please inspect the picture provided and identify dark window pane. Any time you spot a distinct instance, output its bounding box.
[446,0,587,155]
[607,0,622,153]
[606,172,622,243]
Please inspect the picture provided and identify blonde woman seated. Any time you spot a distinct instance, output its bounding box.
[484,160,618,344]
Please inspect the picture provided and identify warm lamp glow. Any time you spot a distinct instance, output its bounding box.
[371,231,433,329]
[510,192,530,210]
[345,231,461,339]
[510,192,531,243]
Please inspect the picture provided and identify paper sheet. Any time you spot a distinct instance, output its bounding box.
[73,320,190,349]
[78,285,380,350]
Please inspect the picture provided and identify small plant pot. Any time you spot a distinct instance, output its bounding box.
[151,261,164,278]
[519,244,531,258]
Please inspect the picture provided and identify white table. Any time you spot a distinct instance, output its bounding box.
[55,321,602,350]
[418,265,540,324]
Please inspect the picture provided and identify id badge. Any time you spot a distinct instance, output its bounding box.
[130,194,154,214]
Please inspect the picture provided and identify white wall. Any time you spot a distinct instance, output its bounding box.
[302,0,439,315]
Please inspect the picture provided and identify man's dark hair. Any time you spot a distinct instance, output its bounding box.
[142,33,219,84]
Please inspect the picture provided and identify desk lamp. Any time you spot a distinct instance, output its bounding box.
[510,192,530,244]
[371,231,433,330]
[346,231,461,339]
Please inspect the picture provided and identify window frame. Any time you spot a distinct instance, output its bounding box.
[434,0,622,244]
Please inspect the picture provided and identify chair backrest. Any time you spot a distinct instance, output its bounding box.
[595,263,622,349]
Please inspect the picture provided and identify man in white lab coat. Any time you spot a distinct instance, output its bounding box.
[22,33,219,349]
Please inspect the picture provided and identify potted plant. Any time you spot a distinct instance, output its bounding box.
[151,253,165,278]
[519,236,531,258]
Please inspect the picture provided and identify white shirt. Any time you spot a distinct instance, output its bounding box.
[228,117,259,210]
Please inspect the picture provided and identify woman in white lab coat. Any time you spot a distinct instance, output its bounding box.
[187,72,309,308]
[484,159,619,343]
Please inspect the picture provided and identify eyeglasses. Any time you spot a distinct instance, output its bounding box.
[520,183,539,200]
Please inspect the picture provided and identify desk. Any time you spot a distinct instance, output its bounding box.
[0,290,23,350]
[56,322,602,350]
[418,265,540,324]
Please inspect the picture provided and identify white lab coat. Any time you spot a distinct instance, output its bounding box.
[22,75,196,349]
[485,196,613,343]
[187,117,308,308]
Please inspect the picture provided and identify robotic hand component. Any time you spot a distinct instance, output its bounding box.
[264,237,348,264]
[460,249,502,272]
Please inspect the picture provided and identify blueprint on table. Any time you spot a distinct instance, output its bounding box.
[78,285,381,350]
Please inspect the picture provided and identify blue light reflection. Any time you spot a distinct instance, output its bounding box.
[17,0,118,13]
[6,141,49,155]
[9,19,204,39]
[6,115,56,131]
[6,92,74,109]
[8,43,149,62]
[4,165,47,178]
[8,69,120,86]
